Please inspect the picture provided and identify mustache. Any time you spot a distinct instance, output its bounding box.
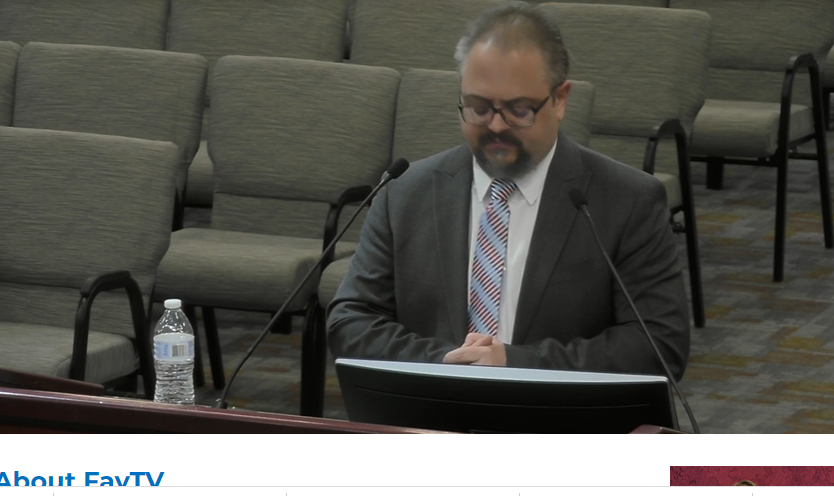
[478,131,522,148]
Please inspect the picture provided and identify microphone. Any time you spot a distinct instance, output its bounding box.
[568,188,700,434]
[381,157,409,183]
[215,157,411,409]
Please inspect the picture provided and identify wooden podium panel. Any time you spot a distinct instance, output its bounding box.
[0,368,105,396]
[0,387,438,434]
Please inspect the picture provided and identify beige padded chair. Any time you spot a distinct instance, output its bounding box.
[350,0,503,74]
[0,0,169,49]
[167,0,351,208]
[153,56,400,416]
[0,41,18,126]
[0,127,179,395]
[12,42,207,228]
[318,69,596,308]
[537,3,710,327]
[671,0,834,282]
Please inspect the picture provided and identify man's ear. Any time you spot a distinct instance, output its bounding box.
[555,80,572,118]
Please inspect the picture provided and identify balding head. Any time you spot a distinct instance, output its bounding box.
[455,2,569,88]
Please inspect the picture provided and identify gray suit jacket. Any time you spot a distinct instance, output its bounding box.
[327,132,690,379]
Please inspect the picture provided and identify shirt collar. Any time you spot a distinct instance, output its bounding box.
[473,138,558,206]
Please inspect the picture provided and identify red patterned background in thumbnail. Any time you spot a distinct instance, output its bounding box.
[670,467,834,486]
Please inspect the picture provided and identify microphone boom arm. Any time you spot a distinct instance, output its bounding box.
[215,158,409,410]
[573,193,701,434]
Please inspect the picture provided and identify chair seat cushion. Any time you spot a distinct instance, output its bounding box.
[184,140,214,207]
[0,323,136,384]
[690,100,816,158]
[154,228,357,312]
[318,257,352,309]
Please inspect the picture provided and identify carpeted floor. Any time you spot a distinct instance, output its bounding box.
[185,130,834,433]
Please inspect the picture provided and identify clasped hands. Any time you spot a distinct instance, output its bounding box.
[442,332,507,366]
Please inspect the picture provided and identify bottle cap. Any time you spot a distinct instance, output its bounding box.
[164,299,182,309]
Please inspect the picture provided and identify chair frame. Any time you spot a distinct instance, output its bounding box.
[641,119,705,329]
[693,53,833,282]
[825,49,833,130]
[72,269,152,396]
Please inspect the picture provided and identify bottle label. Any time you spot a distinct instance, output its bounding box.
[154,334,195,361]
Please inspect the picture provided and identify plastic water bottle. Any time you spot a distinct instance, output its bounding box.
[153,299,195,405]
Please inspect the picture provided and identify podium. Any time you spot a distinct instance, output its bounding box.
[0,367,435,433]
[0,387,438,433]
[0,368,682,433]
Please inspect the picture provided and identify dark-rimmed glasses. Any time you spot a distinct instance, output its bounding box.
[458,91,555,129]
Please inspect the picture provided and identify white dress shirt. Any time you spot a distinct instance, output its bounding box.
[467,139,557,344]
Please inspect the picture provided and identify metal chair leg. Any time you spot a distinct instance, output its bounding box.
[182,304,205,388]
[142,296,157,399]
[813,88,833,249]
[773,150,789,282]
[671,144,705,328]
[705,157,724,190]
[271,311,293,335]
[773,53,829,281]
[202,306,226,390]
[681,217,705,328]
[300,297,326,417]
[660,125,705,328]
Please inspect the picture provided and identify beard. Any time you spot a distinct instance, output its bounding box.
[472,130,535,180]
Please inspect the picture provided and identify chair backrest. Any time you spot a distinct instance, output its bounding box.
[0,41,19,126]
[168,0,349,103]
[0,0,169,50]
[563,80,596,147]
[168,0,350,139]
[670,0,834,105]
[393,68,595,162]
[350,0,503,73]
[537,3,710,172]
[209,56,400,241]
[13,42,207,191]
[0,127,178,334]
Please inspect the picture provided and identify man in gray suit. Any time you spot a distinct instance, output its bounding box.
[327,2,690,379]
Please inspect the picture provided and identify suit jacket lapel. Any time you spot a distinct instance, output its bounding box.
[512,132,591,345]
[433,145,473,345]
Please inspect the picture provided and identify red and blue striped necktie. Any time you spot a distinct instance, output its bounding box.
[467,178,517,336]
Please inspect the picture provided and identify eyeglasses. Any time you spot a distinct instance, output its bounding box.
[458,92,554,129]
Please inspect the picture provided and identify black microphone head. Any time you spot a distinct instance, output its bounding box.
[568,188,587,210]
[387,157,410,179]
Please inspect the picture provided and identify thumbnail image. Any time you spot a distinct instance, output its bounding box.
[671,467,834,486]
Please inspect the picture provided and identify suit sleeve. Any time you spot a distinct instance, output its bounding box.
[326,184,458,363]
[503,179,690,380]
